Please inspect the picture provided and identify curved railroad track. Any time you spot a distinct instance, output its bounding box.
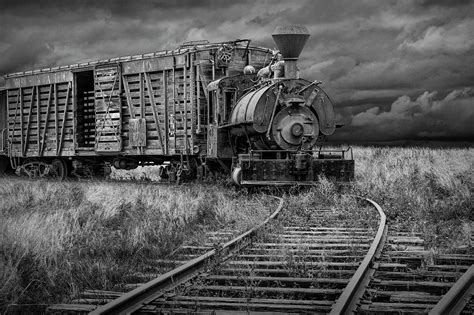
[47,195,473,314]
[358,226,473,314]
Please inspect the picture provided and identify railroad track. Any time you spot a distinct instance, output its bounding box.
[47,195,473,314]
[359,228,474,314]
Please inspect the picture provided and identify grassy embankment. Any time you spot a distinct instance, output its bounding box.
[0,146,472,311]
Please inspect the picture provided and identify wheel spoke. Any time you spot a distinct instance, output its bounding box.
[16,160,64,180]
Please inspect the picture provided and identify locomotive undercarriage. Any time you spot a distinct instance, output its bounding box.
[231,149,354,185]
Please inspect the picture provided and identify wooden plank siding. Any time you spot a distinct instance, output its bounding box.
[7,82,74,157]
[120,65,194,155]
[4,45,273,158]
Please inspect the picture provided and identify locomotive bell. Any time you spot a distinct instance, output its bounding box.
[272,25,310,79]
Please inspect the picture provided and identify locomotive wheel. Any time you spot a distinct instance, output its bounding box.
[51,159,68,181]
[232,167,242,186]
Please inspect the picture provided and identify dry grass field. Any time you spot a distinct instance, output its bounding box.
[0,146,472,311]
[0,179,274,311]
[351,147,473,249]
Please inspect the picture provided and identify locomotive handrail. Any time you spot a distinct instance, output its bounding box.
[89,196,284,315]
[429,264,474,315]
[330,197,387,314]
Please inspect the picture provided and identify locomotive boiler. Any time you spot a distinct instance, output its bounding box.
[0,25,353,185]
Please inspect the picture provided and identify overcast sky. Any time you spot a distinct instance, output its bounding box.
[1,0,473,142]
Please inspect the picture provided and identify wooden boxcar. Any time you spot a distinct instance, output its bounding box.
[0,40,274,178]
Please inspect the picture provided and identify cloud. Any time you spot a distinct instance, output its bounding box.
[309,56,356,82]
[0,34,55,74]
[416,0,472,8]
[351,107,381,126]
[399,19,474,54]
[0,0,473,141]
[339,87,474,141]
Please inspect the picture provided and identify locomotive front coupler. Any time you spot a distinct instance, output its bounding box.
[293,151,312,175]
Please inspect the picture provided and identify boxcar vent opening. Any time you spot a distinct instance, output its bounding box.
[75,70,95,148]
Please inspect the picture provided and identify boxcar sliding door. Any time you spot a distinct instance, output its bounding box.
[94,64,122,153]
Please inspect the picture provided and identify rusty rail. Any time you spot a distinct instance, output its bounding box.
[330,197,387,314]
[89,196,284,315]
[429,264,474,315]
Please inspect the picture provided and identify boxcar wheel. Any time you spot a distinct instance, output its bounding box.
[51,159,68,181]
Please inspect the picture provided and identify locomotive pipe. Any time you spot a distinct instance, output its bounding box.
[298,80,322,94]
[266,85,283,140]
[272,25,310,79]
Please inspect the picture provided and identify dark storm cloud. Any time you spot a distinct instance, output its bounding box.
[0,34,54,74]
[417,0,472,8]
[333,87,474,141]
[0,0,473,141]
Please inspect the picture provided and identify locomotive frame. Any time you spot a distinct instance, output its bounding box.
[0,27,354,184]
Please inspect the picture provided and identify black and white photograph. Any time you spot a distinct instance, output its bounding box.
[0,0,472,314]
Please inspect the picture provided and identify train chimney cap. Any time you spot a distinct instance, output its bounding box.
[272,25,310,60]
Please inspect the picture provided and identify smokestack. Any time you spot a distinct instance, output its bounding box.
[272,25,310,79]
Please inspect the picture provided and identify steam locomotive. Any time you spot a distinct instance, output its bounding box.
[0,26,353,185]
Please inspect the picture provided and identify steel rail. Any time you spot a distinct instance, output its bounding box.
[429,264,474,315]
[90,196,284,315]
[330,197,387,315]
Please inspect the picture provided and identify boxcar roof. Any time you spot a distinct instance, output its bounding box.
[3,40,272,79]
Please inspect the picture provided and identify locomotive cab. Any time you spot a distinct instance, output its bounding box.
[206,74,258,161]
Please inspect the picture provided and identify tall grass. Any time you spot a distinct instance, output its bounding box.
[0,179,272,311]
[350,147,472,249]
